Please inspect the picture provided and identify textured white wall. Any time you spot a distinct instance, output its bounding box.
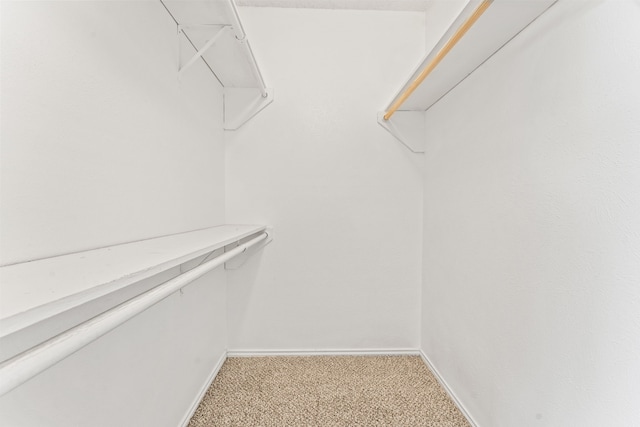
[421,1,640,425]
[0,2,228,426]
[424,0,467,52]
[0,0,225,266]
[226,8,425,351]
[236,0,434,11]
[0,269,228,427]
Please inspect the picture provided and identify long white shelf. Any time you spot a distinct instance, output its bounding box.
[0,225,267,345]
[390,0,557,112]
[0,231,270,396]
[379,0,557,152]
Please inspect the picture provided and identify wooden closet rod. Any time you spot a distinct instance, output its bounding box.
[383,0,493,120]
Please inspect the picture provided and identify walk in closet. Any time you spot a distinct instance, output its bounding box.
[1,0,639,425]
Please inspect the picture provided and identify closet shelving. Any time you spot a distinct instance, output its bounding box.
[0,225,272,364]
[162,0,273,130]
[379,0,557,153]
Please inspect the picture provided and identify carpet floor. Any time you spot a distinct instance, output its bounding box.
[188,355,470,427]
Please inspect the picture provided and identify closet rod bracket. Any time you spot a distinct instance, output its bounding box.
[224,87,274,130]
[224,227,274,270]
[377,111,426,153]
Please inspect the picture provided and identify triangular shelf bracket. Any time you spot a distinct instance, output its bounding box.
[178,24,229,78]
[224,227,274,270]
[224,87,274,131]
[377,111,426,154]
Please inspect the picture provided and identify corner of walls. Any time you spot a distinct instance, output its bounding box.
[418,350,479,427]
[420,1,640,425]
[225,7,424,352]
[178,349,228,427]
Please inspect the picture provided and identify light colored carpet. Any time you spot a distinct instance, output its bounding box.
[188,355,471,427]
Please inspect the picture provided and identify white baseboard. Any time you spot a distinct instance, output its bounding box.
[179,351,228,427]
[419,350,479,427]
[177,349,476,427]
[227,348,420,357]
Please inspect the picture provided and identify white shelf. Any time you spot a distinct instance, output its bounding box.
[379,0,557,152]
[390,0,557,112]
[0,225,266,349]
[162,0,274,129]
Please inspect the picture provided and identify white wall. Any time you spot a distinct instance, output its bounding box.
[421,1,640,425]
[0,0,225,266]
[226,8,425,351]
[0,2,228,426]
[424,0,467,52]
[0,269,227,427]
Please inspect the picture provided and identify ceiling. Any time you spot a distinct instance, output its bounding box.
[235,0,436,11]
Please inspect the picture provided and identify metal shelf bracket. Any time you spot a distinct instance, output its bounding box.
[178,24,229,78]
[377,111,426,153]
[224,227,274,270]
[224,87,274,131]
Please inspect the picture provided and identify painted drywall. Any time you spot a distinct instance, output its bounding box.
[0,2,228,426]
[424,0,468,52]
[226,8,425,351]
[236,0,434,10]
[0,0,225,266]
[421,1,640,425]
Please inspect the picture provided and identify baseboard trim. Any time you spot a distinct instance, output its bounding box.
[227,348,420,357]
[177,349,476,426]
[419,350,479,427]
[179,351,227,427]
